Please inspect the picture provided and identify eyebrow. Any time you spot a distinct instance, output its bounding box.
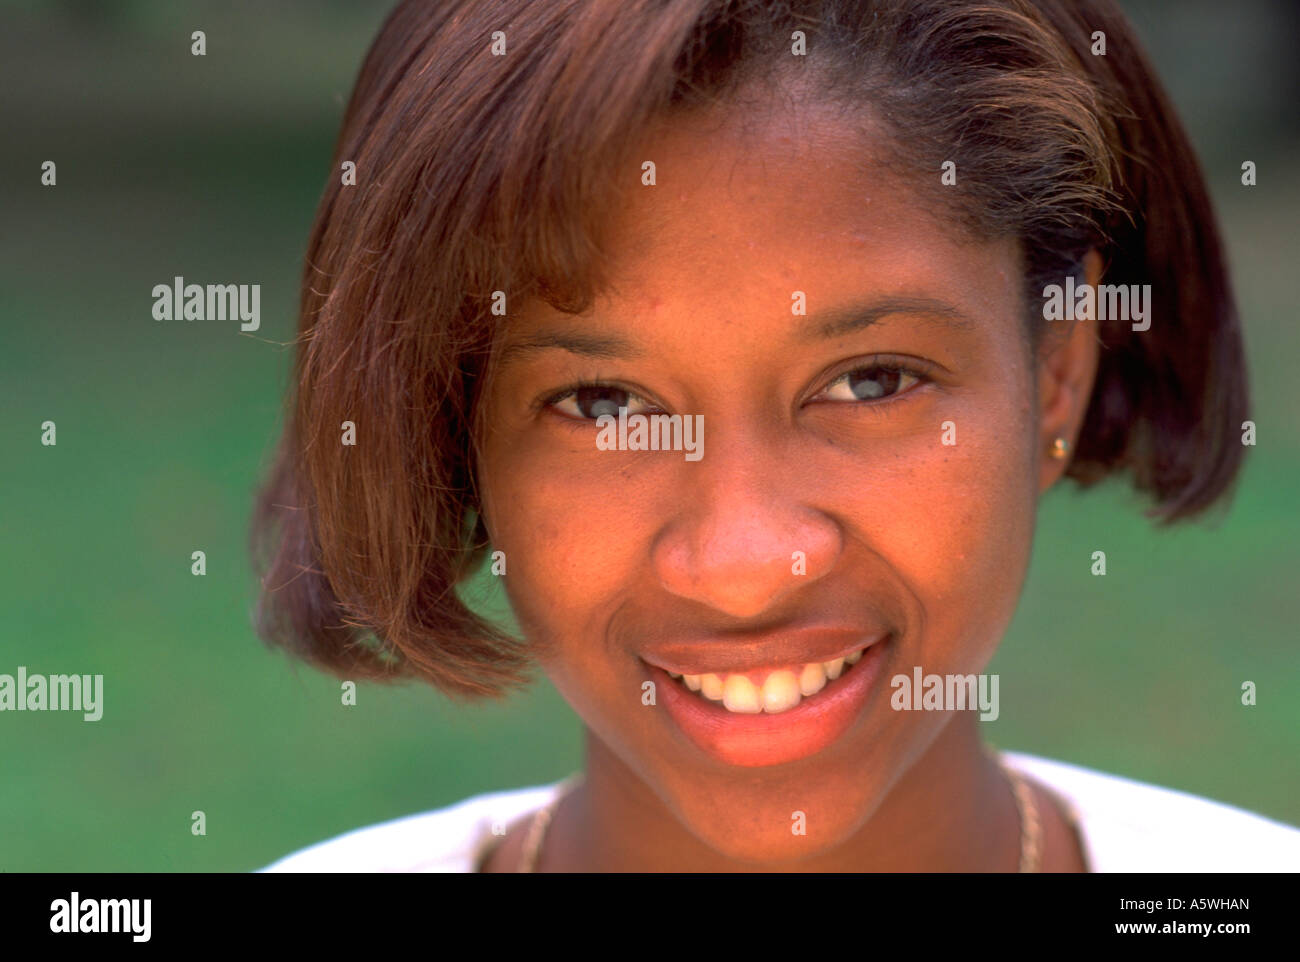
[496,330,642,365]
[496,295,975,364]
[803,296,976,340]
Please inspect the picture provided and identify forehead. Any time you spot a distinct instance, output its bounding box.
[498,96,1024,363]
[588,99,1018,314]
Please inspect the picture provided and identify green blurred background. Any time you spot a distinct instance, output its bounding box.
[1,0,1297,871]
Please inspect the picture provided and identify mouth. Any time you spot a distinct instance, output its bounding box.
[664,647,868,714]
[644,633,891,767]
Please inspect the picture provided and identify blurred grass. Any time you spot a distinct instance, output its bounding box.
[0,0,1296,871]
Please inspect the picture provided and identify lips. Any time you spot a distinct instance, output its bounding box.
[645,630,891,767]
[667,647,867,714]
[641,626,886,677]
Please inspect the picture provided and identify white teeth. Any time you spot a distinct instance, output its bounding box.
[700,673,724,701]
[722,675,762,713]
[798,662,827,697]
[671,647,867,714]
[761,670,802,713]
[668,670,682,679]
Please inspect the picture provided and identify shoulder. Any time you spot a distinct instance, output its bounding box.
[1001,750,1300,871]
[258,756,1300,872]
[257,781,564,873]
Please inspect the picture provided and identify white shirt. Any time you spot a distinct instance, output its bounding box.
[259,750,1300,872]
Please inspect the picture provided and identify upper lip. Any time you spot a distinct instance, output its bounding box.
[639,625,889,676]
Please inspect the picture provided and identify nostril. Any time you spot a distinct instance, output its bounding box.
[650,475,843,615]
[654,549,829,620]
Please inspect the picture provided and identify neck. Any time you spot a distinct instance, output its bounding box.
[543,715,1018,872]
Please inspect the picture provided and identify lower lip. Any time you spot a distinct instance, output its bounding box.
[649,636,890,767]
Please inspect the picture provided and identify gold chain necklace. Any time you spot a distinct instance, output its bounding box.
[517,753,1041,871]
[517,772,583,873]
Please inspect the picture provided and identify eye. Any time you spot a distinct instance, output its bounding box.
[816,363,924,403]
[548,383,657,420]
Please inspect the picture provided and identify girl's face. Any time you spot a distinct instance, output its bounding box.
[477,101,1091,863]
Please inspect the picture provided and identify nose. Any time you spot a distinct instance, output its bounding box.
[651,424,842,619]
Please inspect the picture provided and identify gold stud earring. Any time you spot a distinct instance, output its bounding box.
[1050,437,1070,460]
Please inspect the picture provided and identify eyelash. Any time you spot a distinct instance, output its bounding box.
[537,378,658,416]
[812,359,933,410]
[539,359,933,422]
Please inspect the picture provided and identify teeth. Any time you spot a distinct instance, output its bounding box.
[760,670,801,713]
[671,648,866,714]
[723,675,762,713]
[798,662,827,696]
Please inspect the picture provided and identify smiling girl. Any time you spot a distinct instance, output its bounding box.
[253,0,1300,872]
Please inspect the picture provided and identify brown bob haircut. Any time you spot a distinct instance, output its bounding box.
[251,0,1248,699]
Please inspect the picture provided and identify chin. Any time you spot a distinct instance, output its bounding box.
[653,759,890,868]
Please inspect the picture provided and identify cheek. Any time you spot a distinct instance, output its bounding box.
[478,431,664,668]
[479,441,680,759]
[837,386,1038,671]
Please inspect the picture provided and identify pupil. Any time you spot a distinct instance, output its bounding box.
[576,387,627,419]
[849,367,899,399]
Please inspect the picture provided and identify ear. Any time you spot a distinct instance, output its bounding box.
[1037,249,1102,493]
